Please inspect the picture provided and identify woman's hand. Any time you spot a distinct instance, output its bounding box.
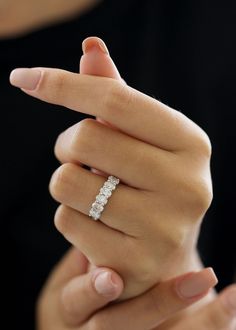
[37,247,218,330]
[10,38,213,299]
[37,248,124,330]
[156,286,236,330]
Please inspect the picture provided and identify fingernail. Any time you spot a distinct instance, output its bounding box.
[82,37,109,55]
[10,68,42,90]
[222,288,236,315]
[94,271,118,297]
[176,268,218,299]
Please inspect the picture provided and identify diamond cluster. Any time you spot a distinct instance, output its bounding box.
[89,176,120,220]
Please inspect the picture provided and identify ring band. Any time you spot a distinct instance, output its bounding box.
[89,176,120,221]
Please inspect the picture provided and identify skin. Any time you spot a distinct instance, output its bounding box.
[10,37,213,301]
[3,0,235,326]
[0,0,100,38]
[37,247,236,330]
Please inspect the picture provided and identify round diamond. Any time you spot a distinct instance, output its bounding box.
[100,187,112,197]
[96,194,108,205]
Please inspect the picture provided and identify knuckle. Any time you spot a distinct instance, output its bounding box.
[54,205,70,235]
[49,163,75,201]
[70,118,96,157]
[187,179,213,218]
[103,80,134,116]
[198,132,212,158]
[192,129,212,158]
[177,174,213,220]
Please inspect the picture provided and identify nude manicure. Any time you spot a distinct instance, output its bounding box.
[10,68,42,90]
[176,268,218,299]
[82,37,109,55]
[94,271,118,297]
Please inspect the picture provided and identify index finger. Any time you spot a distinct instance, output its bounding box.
[9,67,204,152]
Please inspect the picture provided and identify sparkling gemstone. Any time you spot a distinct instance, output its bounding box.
[96,194,108,205]
[89,210,100,220]
[92,203,104,213]
[104,181,115,190]
[108,176,120,185]
[100,187,112,197]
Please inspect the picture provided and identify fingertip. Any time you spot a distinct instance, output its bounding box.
[82,36,109,55]
[175,268,218,300]
[203,267,218,287]
[9,68,42,90]
[92,268,124,300]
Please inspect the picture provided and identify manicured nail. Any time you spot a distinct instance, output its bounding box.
[176,268,218,299]
[10,68,42,90]
[82,37,109,55]
[94,271,118,297]
[222,287,236,315]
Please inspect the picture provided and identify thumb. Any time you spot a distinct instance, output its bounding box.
[80,36,122,80]
[61,267,124,326]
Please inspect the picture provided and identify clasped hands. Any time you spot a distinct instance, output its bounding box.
[10,37,236,329]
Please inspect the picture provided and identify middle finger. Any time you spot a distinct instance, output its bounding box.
[55,118,173,190]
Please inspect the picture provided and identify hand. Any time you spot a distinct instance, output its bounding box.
[10,38,213,299]
[37,248,123,330]
[156,285,236,330]
[37,247,218,330]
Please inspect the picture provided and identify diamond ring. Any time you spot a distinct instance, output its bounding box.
[89,176,120,221]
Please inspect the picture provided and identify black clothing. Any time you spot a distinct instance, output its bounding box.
[0,1,235,328]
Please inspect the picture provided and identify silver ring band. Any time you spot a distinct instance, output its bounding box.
[89,176,120,221]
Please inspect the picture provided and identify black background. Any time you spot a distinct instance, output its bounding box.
[0,1,235,328]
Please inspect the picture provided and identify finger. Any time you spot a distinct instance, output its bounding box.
[80,36,122,80]
[61,267,123,326]
[9,67,202,152]
[84,268,218,330]
[80,36,123,137]
[49,163,148,236]
[54,118,172,190]
[80,36,123,178]
[54,205,134,277]
[45,247,88,289]
[191,284,236,330]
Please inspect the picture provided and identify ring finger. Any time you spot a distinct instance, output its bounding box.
[50,163,150,236]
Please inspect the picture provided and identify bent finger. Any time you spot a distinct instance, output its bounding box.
[10,67,202,152]
[80,36,122,80]
[50,163,148,236]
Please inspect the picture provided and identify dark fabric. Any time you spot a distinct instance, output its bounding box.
[0,0,235,328]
